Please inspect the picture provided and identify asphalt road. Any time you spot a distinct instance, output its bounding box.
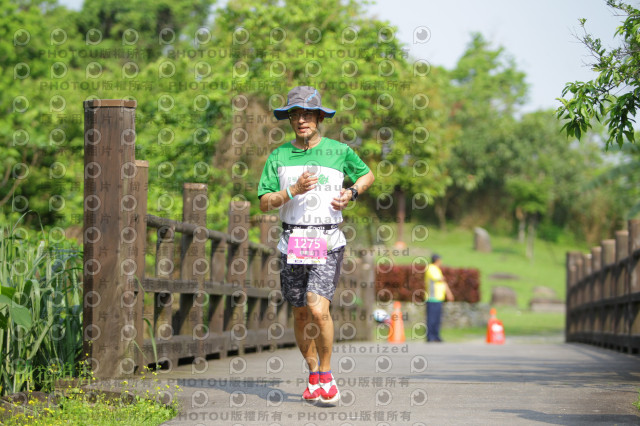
[143,337,640,426]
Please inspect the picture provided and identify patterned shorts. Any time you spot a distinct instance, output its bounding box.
[279,246,345,307]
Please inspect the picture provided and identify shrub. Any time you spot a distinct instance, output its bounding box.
[375,264,480,303]
[441,266,480,303]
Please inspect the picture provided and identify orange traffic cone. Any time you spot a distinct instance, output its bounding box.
[486,308,505,344]
[388,301,406,343]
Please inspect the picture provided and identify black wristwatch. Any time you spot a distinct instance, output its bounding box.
[347,187,358,201]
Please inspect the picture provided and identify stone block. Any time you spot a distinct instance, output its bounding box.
[474,227,492,252]
[490,286,517,306]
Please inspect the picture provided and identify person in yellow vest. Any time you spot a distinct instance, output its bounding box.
[425,254,454,342]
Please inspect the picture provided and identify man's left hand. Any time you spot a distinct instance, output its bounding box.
[331,189,351,210]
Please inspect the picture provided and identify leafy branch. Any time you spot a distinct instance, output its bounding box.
[557,0,640,148]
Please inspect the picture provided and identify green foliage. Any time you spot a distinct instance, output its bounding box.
[0,0,80,226]
[557,0,640,148]
[2,0,637,251]
[505,176,551,215]
[3,371,180,425]
[0,0,456,235]
[76,0,212,61]
[3,394,177,426]
[431,34,528,229]
[0,216,83,396]
[447,33,528,189]
[584,143,640,219]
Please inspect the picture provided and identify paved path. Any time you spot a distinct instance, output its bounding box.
[141,337,640,425]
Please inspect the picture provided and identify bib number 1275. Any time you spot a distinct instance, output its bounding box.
[287,229,328,264]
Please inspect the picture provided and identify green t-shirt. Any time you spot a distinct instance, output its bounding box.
[258,137,370,252]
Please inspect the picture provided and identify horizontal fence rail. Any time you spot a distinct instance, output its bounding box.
[83,100,374,378]
[566,219,640,353]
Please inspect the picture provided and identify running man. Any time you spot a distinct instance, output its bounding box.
[258,86,375,403]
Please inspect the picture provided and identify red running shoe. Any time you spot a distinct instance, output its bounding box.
[319,371,340,404]
[302,372,321,402]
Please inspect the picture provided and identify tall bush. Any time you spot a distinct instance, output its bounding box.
[375,264,480,303]
[0,217,82,396]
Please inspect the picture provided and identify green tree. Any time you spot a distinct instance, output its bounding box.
[209,0,456,244]
[505,176,551,258]
[507,111,630,246]
[2,0,457,245]
[0,0,82,225]
[584,142,640,219]
[557,0,639,148]
[433,33,527,229]
[76,0,213,61]
[1,0,222,227]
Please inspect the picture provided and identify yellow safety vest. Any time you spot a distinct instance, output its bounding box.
[426,264,446,302]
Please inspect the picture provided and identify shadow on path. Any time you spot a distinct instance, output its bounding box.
[493,409,640,426]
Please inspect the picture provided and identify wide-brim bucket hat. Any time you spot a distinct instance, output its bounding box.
[273,85,336,120]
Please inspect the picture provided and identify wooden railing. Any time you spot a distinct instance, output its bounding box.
[141,196,286,371]
[82,99,374,378]
[566,219,640,353]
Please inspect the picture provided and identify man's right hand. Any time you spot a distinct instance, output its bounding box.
[292,171,318,196]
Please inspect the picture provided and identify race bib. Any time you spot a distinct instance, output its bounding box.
[287,228,328,264]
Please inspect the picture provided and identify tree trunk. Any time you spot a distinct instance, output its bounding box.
[515,206,526,243]
[435,195,449,232]
[518,218,526,244]
[394,187,406,248]
[526,215,536,260]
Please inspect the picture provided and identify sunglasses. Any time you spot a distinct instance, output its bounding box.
[288,110,317,121]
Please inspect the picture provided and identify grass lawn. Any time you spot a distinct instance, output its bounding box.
[440,308,565,342]
[386,224,588,309]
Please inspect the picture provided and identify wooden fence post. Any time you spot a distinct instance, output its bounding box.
[245,221,265,350]
[360,252,376,341]
[258,215,280,349]
[177,183,208,360]
[615,231,629,299]
[154,222,175,366]
[591,246,602,303]
[130,160,148,372]
[601,240,616,337]
[629,220,640,295]
[614,230,629,343]
[602,240,616,300]
[566,251,580,340]
[206,229,227,358]
[226,201,251,353]
[82,99,140,378]
[574,255,584,306]
[582,253,592,304]
[629,220,640,352]
[258,218,293,347]
[257,215,279,290]
[581,252,592,334]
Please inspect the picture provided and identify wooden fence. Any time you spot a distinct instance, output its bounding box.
[566,219,640,353]
[83,99,375,378]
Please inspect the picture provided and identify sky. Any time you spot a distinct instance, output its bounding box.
[365,0,624,112]
[58,0,627,113]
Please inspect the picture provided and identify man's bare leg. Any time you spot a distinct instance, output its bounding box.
[293,306,319,372]
[306,292,333,372]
